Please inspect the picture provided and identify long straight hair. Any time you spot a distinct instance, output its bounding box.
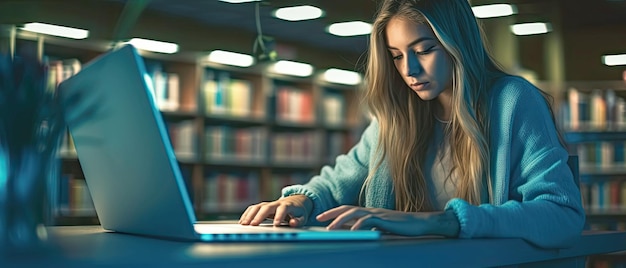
[362,0,508,212]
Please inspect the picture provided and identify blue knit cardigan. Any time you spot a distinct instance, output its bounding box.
[282,76,585,248]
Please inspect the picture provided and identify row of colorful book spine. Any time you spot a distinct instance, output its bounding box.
[263,173,313,201]
[326,131,356,164]
[201,171,312,213]
[181,68,354,127]
[562,87,626,131]
[48,59,81,157]
[271,131,322,164]
[145,62,180,112]
[202,171,260,213]
[165,121,353,165]
[53,174,96,217]
[204,126,268,162]
[275,86,315,124]
[202,70,254,117]
[575,141,626,169]
[587,221,626,232]
[322,93,346,126]
[580,180,626,212]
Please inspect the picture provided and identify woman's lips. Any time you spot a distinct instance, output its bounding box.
[411,82,429,91]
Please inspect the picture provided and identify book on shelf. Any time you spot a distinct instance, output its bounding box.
[47,59,82,159]
[229,79,252,117]
[271,131,321,164]
[55,174,96,217]
[265,173,312,201]
[583,180,626,212]
[47,58,82,88]
[145,62,180,112]
[564,87,626,131]
[575,141,626,169]
[204,126,267,162]
[203,171,260,213]
[587,220,626,232]
[275,86,314,124]
[323,93,345,126]
[326,131,353,164]
[202,70,254,117]
[167,120,197,161]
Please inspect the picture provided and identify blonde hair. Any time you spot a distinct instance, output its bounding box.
[361,0,508,212]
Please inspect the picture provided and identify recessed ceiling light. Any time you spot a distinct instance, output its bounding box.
[208,50,254,67]
[510,22,552,36]
[21,22,89,39]
[602,54,626,66]
[471,4,517,18]
[327,21,372,37]
[271,60,314,77]
[219,0,260,3]
[273,5,324,21]
[127,38,179,54]
[323,68,362,85]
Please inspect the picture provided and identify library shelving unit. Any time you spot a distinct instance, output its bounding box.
[197,60,368,219]
[19,31,368,224]
[557,80,626,267]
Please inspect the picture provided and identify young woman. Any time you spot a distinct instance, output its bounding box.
[239,0,585,248]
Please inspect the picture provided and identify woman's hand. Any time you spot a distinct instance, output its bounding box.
[239,195,313,227]
[316,206,460,237]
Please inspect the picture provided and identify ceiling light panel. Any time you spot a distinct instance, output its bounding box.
[602,54,626,66]
[21,22,89,39]
[323,68,362,85]
[327,21,372,37]
[274,5,324,21]
[471,4,517,18]
[128,38,179,54]
[510,22,552,36]
[208,50,254,67]
[271,60,314,77]
[219,0,260,3]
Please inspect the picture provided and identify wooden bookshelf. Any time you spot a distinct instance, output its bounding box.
[559,81,626,267]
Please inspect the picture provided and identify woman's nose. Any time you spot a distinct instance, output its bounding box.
[405,54,421,77]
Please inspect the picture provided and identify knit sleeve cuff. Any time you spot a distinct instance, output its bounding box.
[281,185,326,226]
[444,198,473,238]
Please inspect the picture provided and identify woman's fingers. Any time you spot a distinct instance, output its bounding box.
[288,216,304,227]
[324,206,367,230]
[240,196,311,227]
[273,204,289,226]
[316,205,351,222]
[351,214,379,231]
[240,204,264,225]
[238,206,251,224]
[317,206,385,231]
[250,204,277,225]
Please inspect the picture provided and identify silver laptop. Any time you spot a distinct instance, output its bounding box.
[58,44,380,242]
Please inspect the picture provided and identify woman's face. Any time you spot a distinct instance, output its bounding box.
[385,17,453,101]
